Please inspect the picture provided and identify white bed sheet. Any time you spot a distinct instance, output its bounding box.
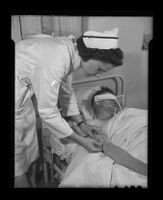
[59,107,147,187]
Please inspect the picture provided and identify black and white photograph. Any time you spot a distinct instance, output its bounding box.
[12,13,152,189]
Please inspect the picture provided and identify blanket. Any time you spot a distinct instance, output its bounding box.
[59,108,147,187]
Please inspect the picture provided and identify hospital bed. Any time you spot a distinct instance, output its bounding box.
[39,74,126,186]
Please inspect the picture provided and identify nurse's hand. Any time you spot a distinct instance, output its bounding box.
[80,123,103,137]
[69,122,87,137]
[83,137,102,153]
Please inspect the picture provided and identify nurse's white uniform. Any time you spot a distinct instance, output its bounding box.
[15,34,81,177]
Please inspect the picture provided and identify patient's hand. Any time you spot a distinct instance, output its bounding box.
[80,123,104,137]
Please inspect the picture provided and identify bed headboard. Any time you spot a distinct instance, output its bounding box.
[72,74,125,108]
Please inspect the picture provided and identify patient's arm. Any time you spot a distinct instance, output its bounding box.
[103,142,147,176]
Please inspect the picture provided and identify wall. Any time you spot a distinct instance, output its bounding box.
[73,17,152,109]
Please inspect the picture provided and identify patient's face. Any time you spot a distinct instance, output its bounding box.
[93,99,118,120]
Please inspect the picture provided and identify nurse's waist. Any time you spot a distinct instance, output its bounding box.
[16,58,32,79]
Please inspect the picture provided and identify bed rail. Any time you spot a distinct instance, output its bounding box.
[72,74,125,107]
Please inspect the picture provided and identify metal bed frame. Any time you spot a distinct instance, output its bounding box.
[73,74,125,107]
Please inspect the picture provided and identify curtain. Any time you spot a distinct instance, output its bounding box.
[11,15,88,43]
[11,16,22,43]
[142,17,153,50]
[20,15,42,39]
[42,16,83,38]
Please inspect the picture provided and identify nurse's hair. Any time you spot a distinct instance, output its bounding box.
[76,36,124,66]
[91,86,115,105]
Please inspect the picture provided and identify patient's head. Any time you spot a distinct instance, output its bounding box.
[91,86,121,120]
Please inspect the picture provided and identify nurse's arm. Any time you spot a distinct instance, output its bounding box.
[59,73,80,118]
[58,74,88,127]
[68,121,87,137]
[103,142,147,176]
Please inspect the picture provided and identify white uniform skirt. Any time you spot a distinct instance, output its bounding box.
[15,74,39,177]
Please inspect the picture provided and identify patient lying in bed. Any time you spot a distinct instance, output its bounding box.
[59,86,147,187]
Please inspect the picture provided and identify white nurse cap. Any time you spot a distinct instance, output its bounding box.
[83,28,119,49]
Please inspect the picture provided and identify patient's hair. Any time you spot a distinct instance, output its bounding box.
[76,36,124,66]
[91,86,115,105]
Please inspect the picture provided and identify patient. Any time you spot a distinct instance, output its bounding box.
[59,86,147,187]
[83,87,147,175]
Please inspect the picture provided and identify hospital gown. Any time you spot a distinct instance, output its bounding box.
[15,34,81,177]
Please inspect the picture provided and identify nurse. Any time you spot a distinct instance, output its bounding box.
[15,28,123,187]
